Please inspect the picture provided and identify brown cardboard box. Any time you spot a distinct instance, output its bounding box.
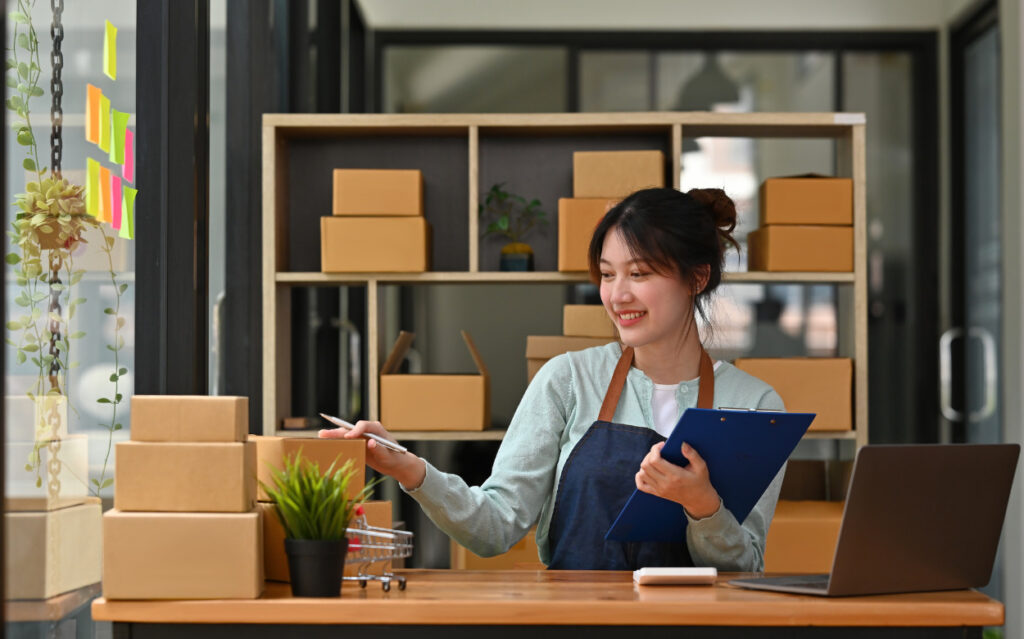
[760,176,853,226]
[320,216,431,273]
[747,225,853,272]
[4,500,102,599]
[262,500,392,582]
[250,435,366,502]
[557,198,618,272]
[764,500,844,573]
[733,358,853,431]
[114,441,257,512]
[573,150,665,198]
[130,395,248,442]
[526,335,618,383]
[563,304,617,338]
[4,434,90,511]
[332,169,423,216]
[451,528,542,570]
[380,331,490,431]
[103,509,263,599]
[780,459,854,501]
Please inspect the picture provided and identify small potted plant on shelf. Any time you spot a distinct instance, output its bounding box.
[479,182,548,271]
[259,450,378,597]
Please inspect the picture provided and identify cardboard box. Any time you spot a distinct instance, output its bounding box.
[526,336,618,383]
[114,441,257,512]
[5,394,68,442]
[250,435,366,502]
[733,358,852,431]
[573,150,665,198]
[332,169,423,216]
[557,198,618,272]
[130,395,248,442]
[103,509,263,599]
[760,175,853,226]
[4,500,102,599]
[451,528,542,570]
[747,225,853,272]
[320,216,431,273]
[563,304,617,338]
[764,500,844,573]
[4,434,90,511]
[380,330,490,431]
[262,500,392,582]
[780,459,854,501]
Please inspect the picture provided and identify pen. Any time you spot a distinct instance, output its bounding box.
[318,413,409,454]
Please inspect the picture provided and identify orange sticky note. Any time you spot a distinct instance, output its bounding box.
[98,94,111,153]
[119,187,137,240]
[86,158,100,217]
[86,85,101,144]
[99,166,112,223]
[103,21,117,80]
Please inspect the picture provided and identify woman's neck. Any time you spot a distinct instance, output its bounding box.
[632,323,704,385]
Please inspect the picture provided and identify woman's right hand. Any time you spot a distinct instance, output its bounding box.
[318,420,426,490]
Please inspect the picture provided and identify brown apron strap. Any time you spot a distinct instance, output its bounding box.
[597,346,634,422]
[696,348,715,409]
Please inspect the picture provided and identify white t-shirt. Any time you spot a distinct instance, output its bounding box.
[651,361,722,438]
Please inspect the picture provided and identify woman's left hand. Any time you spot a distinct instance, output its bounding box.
[636,441,721,519]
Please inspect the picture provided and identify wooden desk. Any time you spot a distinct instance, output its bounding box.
[91,570,1003,639]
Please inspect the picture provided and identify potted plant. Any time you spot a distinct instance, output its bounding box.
[259,450,378,597]
[479,182,548,271]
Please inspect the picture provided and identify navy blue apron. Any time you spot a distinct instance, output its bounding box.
[547,345,715,570]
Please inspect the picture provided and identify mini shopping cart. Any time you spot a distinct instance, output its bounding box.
[343,512,414,592]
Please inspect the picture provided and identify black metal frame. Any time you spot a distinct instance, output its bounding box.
[949,1,1000,442]
[136,0,211,395]
[1,0,6,615]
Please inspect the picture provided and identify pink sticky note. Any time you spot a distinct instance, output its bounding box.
[99,166,112,223]
[122,130,134,183]
[111,175,122,230]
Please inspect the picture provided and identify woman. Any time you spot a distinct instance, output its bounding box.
[321,187,785,571]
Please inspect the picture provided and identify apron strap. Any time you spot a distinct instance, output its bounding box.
[598,345,717,422]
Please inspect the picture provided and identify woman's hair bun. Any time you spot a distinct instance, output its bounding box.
[686,187,739,251]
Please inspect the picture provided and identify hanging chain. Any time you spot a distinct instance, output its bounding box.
[49,0,64,176]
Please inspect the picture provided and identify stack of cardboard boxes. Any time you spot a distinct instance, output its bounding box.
[747,175,854,272]
[321,169,430,272]
[103,396,263,599]
[4,395,101,600]
[557,150,665,272]
[526,305,619,383]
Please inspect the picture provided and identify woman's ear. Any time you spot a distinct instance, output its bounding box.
[692,264,711,295]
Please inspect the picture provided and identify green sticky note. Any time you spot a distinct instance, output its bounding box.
[98,95,111,153]
[104,20,117,80]
[86,158,100,217]
[109,110,129,164]
[120,186,137,239]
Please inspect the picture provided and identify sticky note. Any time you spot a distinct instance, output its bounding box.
[104,20,117,80]
[110,110,129,164]
[111,175,122,230]
[122,130,134,183]
[120,187,137,239]
[86,158,100,217]
[98,95,111,153]
[86,85,101,144]
[99,166,112,223]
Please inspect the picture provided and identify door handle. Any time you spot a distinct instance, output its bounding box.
[968,326,997,422]
[939,327,963,423]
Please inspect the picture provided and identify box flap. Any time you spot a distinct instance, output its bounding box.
[765,173,845,181]
[460,330,489,378]
[380,331,416,375]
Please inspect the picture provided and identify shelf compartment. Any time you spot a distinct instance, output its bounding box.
[275,271,854,286]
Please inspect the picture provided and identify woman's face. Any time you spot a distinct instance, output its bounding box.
[598,229,696,350]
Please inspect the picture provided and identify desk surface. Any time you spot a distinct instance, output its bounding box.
[90,570,1003,627]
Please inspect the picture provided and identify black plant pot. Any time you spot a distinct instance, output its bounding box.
[285,538,348,597]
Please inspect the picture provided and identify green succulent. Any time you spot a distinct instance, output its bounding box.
[12,176,95,251]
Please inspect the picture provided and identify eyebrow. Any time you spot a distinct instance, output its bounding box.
[599,257,646,265]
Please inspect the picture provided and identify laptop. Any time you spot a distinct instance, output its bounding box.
[731,443,1019,597]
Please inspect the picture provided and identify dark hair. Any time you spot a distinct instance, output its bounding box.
[587,187,739,324]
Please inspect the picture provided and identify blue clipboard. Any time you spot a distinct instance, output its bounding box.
[605,407,815,543]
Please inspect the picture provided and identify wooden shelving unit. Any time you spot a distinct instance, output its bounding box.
[262,112,867,447]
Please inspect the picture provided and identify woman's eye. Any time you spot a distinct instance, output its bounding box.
[600,272,613,279]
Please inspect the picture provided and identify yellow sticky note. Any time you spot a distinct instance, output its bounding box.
[98,95,111,153]
[85,85,101,144]
[86,158,100,217]
[104,20,117,80]
[99,166,112,223]
[110,110,129,164]
[120,187,137,240]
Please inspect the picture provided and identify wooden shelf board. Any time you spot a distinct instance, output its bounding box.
[803,431,858,440]
[274,429,507,441]
[276,271,854,286]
